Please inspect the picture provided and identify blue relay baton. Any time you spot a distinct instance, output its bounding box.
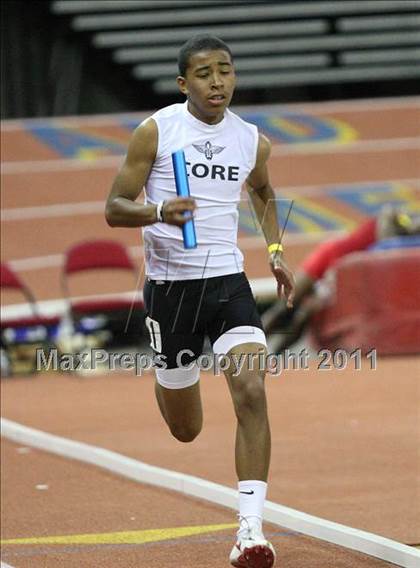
[171,150,197,249]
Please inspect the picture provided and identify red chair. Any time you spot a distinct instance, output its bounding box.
[1,263,60,376]
[0,262,60,330]
[61,240,144,343]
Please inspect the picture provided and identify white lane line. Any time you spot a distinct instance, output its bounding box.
[1,96,419,131]
[8,249,144,272]
[5,231,342,273]
[269,178,420,194]
[1,291,140,321]
[1,137,420,175]
[7,254,66,271]
[0,277,275,321]
[271,137,420,156]
[236,96,420,115]
[1,155,123,175]
[1,562,16,568]
[1,201,104,221]
[0,113,143,130]
[4,247,136,272]
[1,418,418,568]
[2,178,419,223]
[0,274,309,321]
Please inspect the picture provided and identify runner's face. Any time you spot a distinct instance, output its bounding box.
[177,49,236,124]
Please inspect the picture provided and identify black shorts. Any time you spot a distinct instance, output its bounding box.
[143,272,264,369]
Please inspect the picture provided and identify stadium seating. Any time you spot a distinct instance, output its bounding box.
[51,0,420,95]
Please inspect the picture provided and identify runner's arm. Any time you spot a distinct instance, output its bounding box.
[246,134,295,307]
[246,134,280,246]
[105,119,195,228]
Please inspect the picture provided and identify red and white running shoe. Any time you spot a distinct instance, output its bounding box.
[229,523,275,568]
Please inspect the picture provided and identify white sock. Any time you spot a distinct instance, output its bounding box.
[238,480,267,535]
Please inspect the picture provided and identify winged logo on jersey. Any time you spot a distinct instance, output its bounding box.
[193,141,226,161]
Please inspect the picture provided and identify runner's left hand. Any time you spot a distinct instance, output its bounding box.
[269,252,295,308]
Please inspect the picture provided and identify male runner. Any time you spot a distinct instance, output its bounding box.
[106,34,295,568]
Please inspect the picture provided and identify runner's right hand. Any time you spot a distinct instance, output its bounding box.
[161,198,196,226]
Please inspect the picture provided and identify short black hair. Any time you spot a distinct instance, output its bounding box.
[178,34,233,76]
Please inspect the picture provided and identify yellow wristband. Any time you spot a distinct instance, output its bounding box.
[396,213,412,229]
[268,243,284,255]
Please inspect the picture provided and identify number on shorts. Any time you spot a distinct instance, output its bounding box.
[145,316,162,353]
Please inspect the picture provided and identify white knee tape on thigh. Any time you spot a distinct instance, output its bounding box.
[213,326,267,356]
[156,364,200,390]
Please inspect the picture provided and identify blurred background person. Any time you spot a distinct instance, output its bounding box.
[262,206,420,353]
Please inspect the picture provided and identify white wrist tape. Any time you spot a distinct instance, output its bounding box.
[156,201,165,222]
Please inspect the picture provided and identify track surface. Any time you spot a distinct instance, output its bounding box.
[1,438,397,568]
[1,97,420,567]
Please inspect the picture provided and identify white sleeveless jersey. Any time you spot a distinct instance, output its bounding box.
[142,101,259,280]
